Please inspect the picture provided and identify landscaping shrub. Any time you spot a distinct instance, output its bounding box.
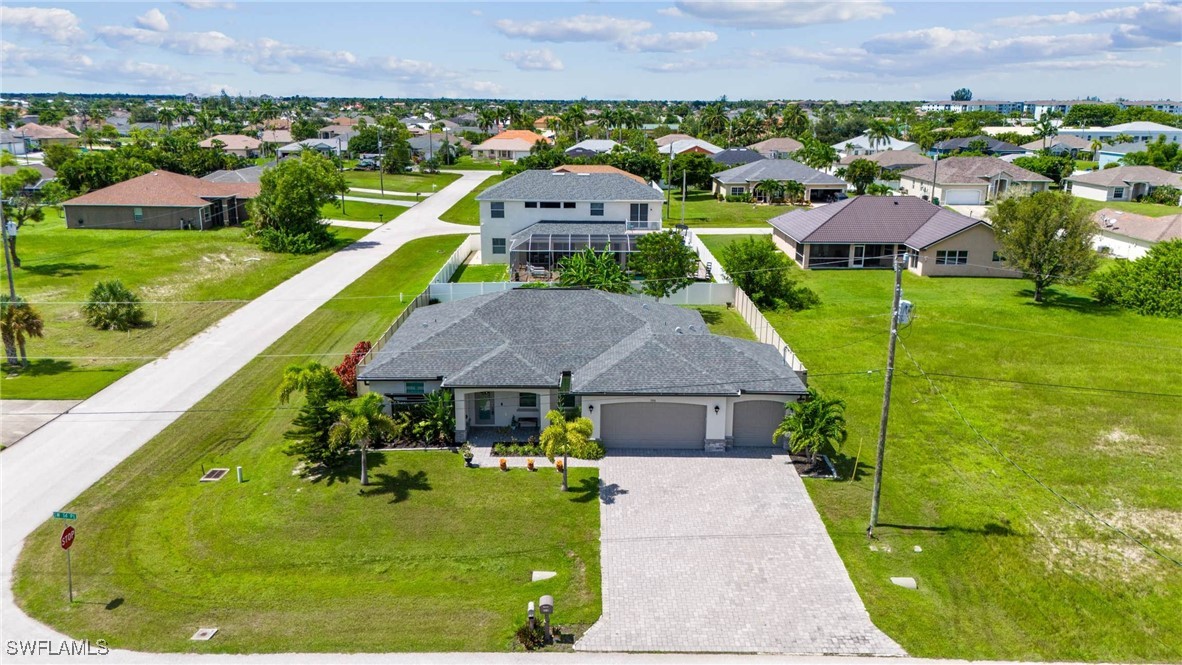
[571,438,606,460]
[255,227,331,255]
[492,441,544,457]
[1091,240,1182,318]
[333,340,372,397]
[515,623,545,650]
[724,193,753,203]
[82,280,146,331]
[1141,185,1181,205]
[718,236,818,311]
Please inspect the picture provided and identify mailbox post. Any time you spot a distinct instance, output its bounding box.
[527,601,536,632]
[539,595,554,643]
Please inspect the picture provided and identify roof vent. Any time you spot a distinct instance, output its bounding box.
[893,200,899,205]
[576,172,590,176]
[674,326,684,335]
[552,172,565,176]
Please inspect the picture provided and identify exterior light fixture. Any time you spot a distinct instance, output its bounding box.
[714,405,720,414]
[588,404,594,413]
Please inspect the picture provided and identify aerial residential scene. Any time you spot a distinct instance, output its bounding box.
[0,0,1180,662]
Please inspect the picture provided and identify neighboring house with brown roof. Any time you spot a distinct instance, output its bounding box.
[472,130,549,162]
[1092,208,1182,259]
[260,129,293,146]
[198,134,262,158]
[1020,134,1093,157]
[654,133,694,148]
[1064,166,1182,203]
[748,137,803,159]
[62,170,259,230]
[12,123,78,147]
[1,129,28,156]
[551,164,647,184]
[768,196,1012,277]
[318,124,359,141]
[898,156,1051,205]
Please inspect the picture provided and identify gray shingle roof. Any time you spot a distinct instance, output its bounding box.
[359,289,806,396]
[899,156,1052,184]
[201,165,267,183]
[769,195,985,249]
[933,135,1025,153]
[1066,165,1182,188]
[713,158,846,186]
[477,170,663,202]
[711,147,764,166]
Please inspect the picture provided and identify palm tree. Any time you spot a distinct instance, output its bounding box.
[0,295,44,368]
[540,409,594,491]
[783,180,806,205]
[599,107,618,140]
[865,119,895,152]
[560,103,588,142]
[1089,139,1103,160]
[476,107,499,135]
[79,127,100,149]
[82,280,145,332]
[328,392,397,486]
[1034,113,1059,150]
[781,104,809,138]
[699,103,728,139]
[773,388,847,464]
[157,105,177,132]
[754,178,785,204]
[1107,133,1134,146]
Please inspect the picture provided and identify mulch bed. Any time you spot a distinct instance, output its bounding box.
[790,454,838,479]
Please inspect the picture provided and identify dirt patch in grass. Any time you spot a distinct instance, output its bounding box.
[1094,427,1163,457]
[1037,507,1182,582]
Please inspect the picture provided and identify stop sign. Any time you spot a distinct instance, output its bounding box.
[60,526,75,550]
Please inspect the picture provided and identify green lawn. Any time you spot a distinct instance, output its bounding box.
[320,200,409,223]
[450,156,507,170]
[1074,160,1099,172]
[749,268,1182,660]
[1073,198,1182,218]
[1,208,368,400]
[698,234,764,258]
[683,305,756,340]
[451,263,508,282]
[343,171,459,193]
[13,234,603,653]
[665,189,796,228]
[440,174,507,226]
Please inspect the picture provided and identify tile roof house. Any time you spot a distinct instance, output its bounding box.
[931,135,1027,157]
[1065,166,1182,203]
[711,159,847,202]
[832,134,920,157]
[260,129,293,145]
[654,133,695,147]
[62,170,258,230]
[472,130,549,162]
[711,147,764,167]
[551,164,647,184]
[898,156,1051,205]
[748,137,803,159]
[475,169,663,271]
[1092,208,1182,259]
[657,138,722,156]
[197,134,262,158]
[12,123,78,147]
[358,289,807,450]
[769,196,1012,277]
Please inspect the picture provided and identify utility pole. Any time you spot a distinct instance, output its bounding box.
[378,126,385,196]
[868,250,906,538]
[337,136,346,214]
[1,206,16,299]
[930,153,940,206]
[665,147,673,218]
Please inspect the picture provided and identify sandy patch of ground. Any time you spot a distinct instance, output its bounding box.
[1094,427,1163,456]
[1036,505,1182,582]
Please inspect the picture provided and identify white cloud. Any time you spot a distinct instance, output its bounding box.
[503,48,565,71]
[96,26,239,56]
[1,40,94,77]
[494,14,652,42]
[995,2,1182,49]
[0,6,86,43]
[135,8,170,32]
[674,0,892,28]
[2,40,200,91]
[178,0,236,9]
[657,6,684,17]
[618,31,718,53]
[639,58,712,73]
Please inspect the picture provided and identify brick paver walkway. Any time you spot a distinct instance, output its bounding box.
[576,450,905,656]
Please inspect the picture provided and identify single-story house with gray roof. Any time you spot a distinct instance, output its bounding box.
[358,289,808,450]
[1064,165,1182,203]
[711,158,847,202]
[768,195,1012,277]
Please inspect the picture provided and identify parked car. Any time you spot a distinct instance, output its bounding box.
[354,159,378,171]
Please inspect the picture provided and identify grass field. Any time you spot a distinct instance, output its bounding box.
[440,174,507,226]
[343,171,459,193]
[1073,198,1182,217]
[1,208,368,400]
[716,257,1182,660]
[664,189,795,228]
[684,305,756,340]
[12,234,604,653]
[320,200,409,223]
[451,263,508,282]
[450,156,507,170]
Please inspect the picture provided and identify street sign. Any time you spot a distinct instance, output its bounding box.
[53,511,77,520]
[60,526,75,550]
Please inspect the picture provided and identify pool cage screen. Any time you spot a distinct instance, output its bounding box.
[509,231,640,277]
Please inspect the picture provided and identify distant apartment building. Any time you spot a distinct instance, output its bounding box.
[918,100,1023,115]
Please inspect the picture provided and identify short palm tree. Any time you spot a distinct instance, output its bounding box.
[82,280,146,331]
[328,392,397,486]
[773,388,848,464]
[754,178,785,203]
[782,180,806,205]
[1089,139,1103,159]
[0,295,44,368]
[540,409,594,491]
[557,248,633,294]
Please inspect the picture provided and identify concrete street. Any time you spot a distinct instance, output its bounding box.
[0,400,80,447]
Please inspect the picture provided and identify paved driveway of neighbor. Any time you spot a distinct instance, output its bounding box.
[577,450,905,656]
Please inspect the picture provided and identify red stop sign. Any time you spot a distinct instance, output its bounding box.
[60,526,75,550]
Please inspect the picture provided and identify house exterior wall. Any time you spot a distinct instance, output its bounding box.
[910,224,1011,277]
[771,229,805,266]
[582,393,798,451]
[361,379,445,399]
[899,175,1046,203]
[1097,151,1126,167]
[1067,181,1115,201]
[63,204,208,230]
[479,199,662,264]
[473,148,532,161]
[711,180,844,200]
[1,140,27,156]
[1094,231,1153,260]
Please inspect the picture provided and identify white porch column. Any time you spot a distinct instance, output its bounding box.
[538,390,553,423]
[454,389,469,442]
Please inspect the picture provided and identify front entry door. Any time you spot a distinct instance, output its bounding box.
[475,392,495,425]
[852,245,866,268]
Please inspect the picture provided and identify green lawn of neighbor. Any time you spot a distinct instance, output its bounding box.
[1073,198,1182,218]
[1,208,368,400]
[744,266,1182,661]
[451,263,508,282]
[320,200,409,223]
[1074,160,1099,172]
[13,234,603,653]
[683,305,756,340]
[664,189,796,228]
[345,190,420,202]
[451,156,508,170]
[343,171,459,193]
[698,234,765,258]
[440,174,507,226]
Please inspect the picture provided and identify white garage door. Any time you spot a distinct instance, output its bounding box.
[732,400,788,447]
[943,188,983,205]
[600,403,707,449]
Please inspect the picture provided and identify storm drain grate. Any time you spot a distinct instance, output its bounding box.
[190,628,218,641]
[200,469,229,482]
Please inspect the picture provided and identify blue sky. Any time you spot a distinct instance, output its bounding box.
[2,1,1180,101]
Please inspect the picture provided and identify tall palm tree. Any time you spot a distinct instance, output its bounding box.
[1034,113,1059,150]
[1089,138,1103,160]
[156,105,177,132]
[560,103,588,142]
[476,107,499,135]
[0,295,45,368]
[599,107,618,140]
[773,387,847,463]
[699,103,728,139]
[865,119,895,152]
[781,104,809,138]
[328,392,397,486]
[540,409,594,491]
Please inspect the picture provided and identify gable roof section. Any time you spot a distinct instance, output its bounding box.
[654,133,694,147]
[768,195,983,248]
[711,147,764,165]
[1020,134,1092,151]
[474,130,547,151]
[477,170,662,202]
[832,134,916,152]
[201,165,267,184]
[12,123,76,140]
[1093,208,1182,243]
[566,139,619,153]
[899,156,1051,184]
[657,138,722,155]
[1066,165,1182,188]
[551,164,646,184]
[839,151,930,169]
[63,170,259,207]
[713,158,846,186]
[198,134,261,150]
[748,137,803,154]
[933,135,1025,153]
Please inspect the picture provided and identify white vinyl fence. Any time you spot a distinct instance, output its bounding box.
[684,229,728,282]
[733,286,807,378]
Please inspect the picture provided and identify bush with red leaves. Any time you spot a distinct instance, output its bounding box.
[333,340,372,396]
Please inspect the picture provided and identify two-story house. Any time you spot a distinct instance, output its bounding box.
[476,168,664,276]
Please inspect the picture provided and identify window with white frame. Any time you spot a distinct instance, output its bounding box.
[590,202,604,216]
[490,202,505,218]
[492,238,506,254]
[936,250,968,265]
[629,203,648,222]
[730,186,745,196]
[519,392,537,408]
[1113,187,1125,199]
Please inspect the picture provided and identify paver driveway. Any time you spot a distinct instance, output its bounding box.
[577,450,905,656]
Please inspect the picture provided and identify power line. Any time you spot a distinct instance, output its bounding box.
[904,371,1182,400]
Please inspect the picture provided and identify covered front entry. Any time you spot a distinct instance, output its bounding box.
[600,403,707,449]
[732,400,787,447]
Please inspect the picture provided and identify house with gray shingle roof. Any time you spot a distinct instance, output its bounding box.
[711,159,847,202]
[476,169,664,270]
[1065,166,1182,203]
[768,196,1012,277]
[358,289,807,450]
[898,156,1051,205]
